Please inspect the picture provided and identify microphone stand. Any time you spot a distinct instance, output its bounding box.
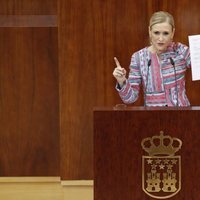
[144,59,151,107]
[170,57,178,107]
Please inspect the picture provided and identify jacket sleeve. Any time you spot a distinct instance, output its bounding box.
[116,52,142,104]
[177,42,191,68]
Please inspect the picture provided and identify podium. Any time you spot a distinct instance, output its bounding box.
[94,106,200,200]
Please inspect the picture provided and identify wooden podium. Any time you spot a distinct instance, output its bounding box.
[94,106,200,200]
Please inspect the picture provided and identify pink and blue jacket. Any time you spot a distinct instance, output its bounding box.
[116,42,191,107]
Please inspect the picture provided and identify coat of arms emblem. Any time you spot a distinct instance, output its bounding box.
[141,131,182,199]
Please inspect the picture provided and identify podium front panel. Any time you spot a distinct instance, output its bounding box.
[94,107,200,200]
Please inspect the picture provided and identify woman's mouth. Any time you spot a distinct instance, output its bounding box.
[157,43,165,47]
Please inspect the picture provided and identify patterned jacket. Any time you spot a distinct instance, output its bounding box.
[116,42,191,106]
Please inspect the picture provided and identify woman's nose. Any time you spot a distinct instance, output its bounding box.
[158,34,164,41]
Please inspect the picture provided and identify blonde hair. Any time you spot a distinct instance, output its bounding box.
[149,11,175,30]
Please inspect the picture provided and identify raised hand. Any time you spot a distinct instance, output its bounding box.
[113,57,127,86]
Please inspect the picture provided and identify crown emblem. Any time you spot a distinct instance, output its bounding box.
[141,131,182,156]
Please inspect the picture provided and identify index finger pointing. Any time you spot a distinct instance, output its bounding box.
[114,57,121,68]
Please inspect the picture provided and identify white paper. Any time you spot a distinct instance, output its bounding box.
[188,34,200,81]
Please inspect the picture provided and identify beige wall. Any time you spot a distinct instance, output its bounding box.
[0,177,93,200]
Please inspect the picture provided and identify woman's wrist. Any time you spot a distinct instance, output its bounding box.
[118,79,126,88]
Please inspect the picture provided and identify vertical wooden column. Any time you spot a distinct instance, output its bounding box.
[58,0,148,180]
[0,1,59,176]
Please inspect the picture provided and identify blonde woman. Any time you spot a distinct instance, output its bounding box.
[113,11,190,107]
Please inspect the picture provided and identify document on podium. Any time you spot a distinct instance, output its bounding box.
[188,34,200,81]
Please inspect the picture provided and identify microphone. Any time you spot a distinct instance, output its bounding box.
[144,59,151,107]
[170,57,178,107]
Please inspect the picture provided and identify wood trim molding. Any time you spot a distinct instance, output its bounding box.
[0,177,61,183]
[0,177,93,186]
[61,180,94,186]
[0,15,57,27]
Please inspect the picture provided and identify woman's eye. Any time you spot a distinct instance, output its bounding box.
[154,31,160,35]
[163,32,169,35]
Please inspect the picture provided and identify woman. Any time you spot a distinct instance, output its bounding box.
[113,11,191,107]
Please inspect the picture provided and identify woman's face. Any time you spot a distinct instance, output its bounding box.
[149,22,175,54]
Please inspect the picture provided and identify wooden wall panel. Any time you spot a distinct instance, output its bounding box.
[0,1,59,176]
[59,0,148,180]
[0,27,59,176]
